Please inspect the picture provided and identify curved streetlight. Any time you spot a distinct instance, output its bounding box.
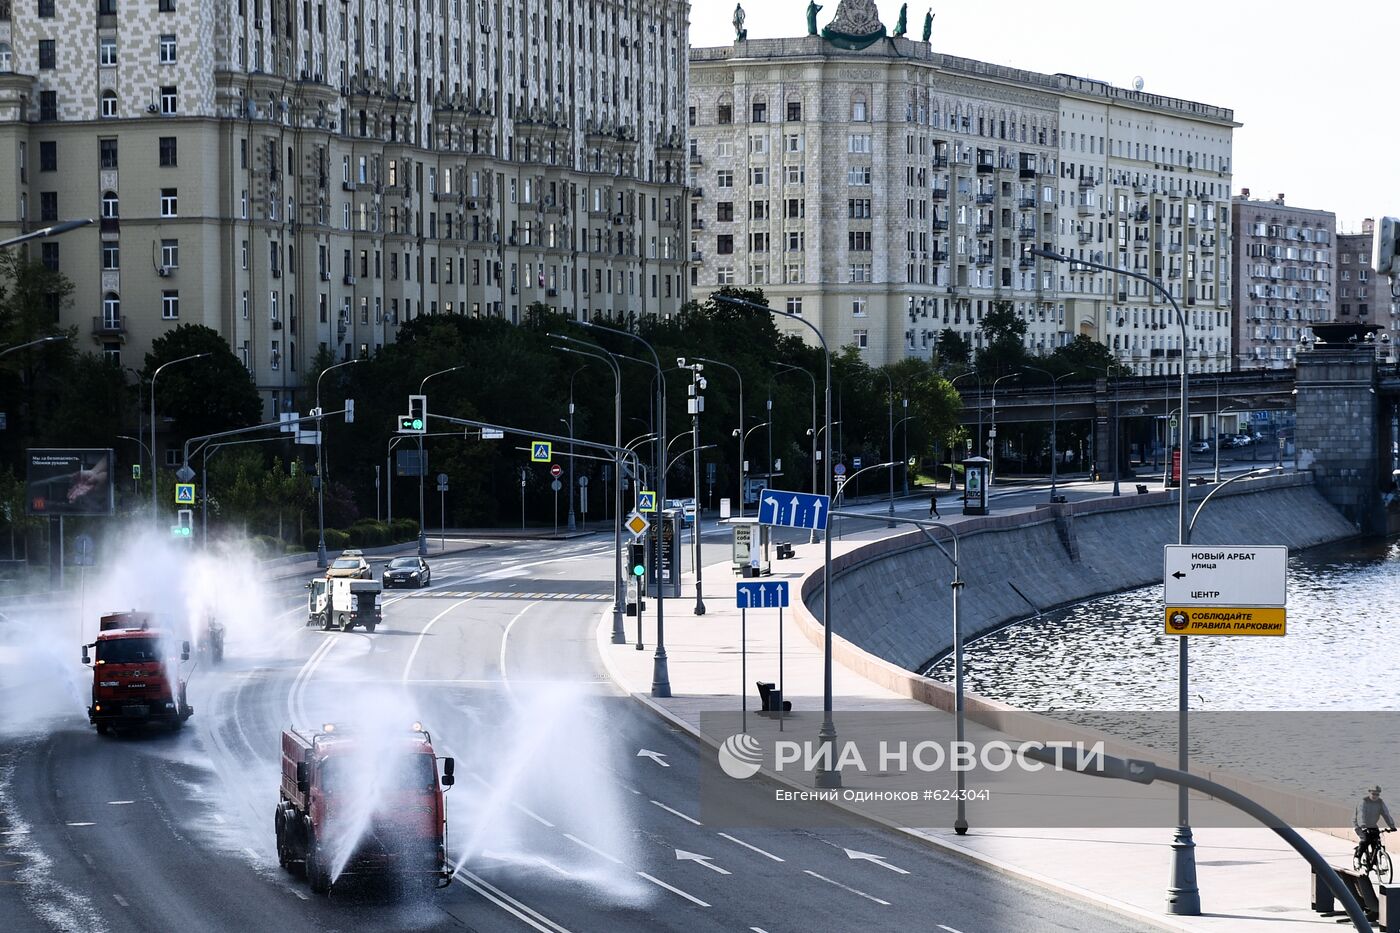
[0,334,68,358]
[578,320,672,699]
[1031,244,1197,916]
[831,460,898,540]
[1020,365,1074,503]
[950,371,982,482]
[715,292,841,789]
[989,372,1019,489]
[314,357,363,567]
[0,218,93,251]
[873,369,896,526]
[151,352,210,529]
[415,365,467,557]
[692,357,745,516]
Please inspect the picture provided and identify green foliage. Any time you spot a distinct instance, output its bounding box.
[974,301,1030,377]
[1045,335,1133,379]
[935,329,971,371]
[144,324,262,440]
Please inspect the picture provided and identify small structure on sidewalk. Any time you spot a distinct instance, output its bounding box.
[961,456,990,516]
[725,516,771,576]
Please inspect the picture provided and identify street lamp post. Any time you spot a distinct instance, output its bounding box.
[578,321,671,698]
[692,357,745,516]
[989,372,1018,488]
[875,369,896,526]
[677,359,707,616]
[566,364,589,532]
[1033,245,1197,916]
[950,372,982,484]
[0,218,94,251]
[772,361,818,541]
[151,352,210,529]
[901,397,909,496]
[715,293,839,789]
[314,357,362,568]
[1021,365,1072,503]
[417,365,466,557]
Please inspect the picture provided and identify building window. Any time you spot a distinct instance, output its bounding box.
[786,297,803,315]
[716,170,733,189]
[160,85,177,114]
[716,201,734,222]
[38,0,55,16]
[159,136,177,166]
[39,191,57,222]
[100,190,118,218]
[158,34,176,64]
[97,0,116,12]
[38,141,56,171]
[158,0,175,10]
[852,96,868,121]
[160,188,177,217]
[100,90,117,118]
[36,38,54,69]
[40,242,58,271]
[101,241,119,270]
[161,239,179,268]
[40,91,57,121]
[852,297,868,316]
[162,290,179,319]
[99,36,117,67]
[0,43,11,72]
[716,234,734,255]
[853,329,869,349]
[717,102,732,125]
[786,100,802,122]
[716,266,735,285]
[99,138,118,168]
[102,293,121,327]
[102,342,120,364]
[751,99,767,123]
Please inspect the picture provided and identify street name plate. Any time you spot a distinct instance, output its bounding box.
[1165,607,1286,637]
[1163,545,1287,608]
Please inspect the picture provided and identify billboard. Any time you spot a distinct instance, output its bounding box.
[395,448,427,477]
[26,448,116,516]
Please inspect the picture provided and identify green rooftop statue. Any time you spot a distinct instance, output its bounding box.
[893,3,907,37]
[733,3,747,40]
[923,8,934,42]
[806,0,822,36]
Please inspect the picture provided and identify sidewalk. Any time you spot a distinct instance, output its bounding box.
[594,500,1356,932]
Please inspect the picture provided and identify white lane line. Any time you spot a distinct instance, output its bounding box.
[466,773,556,827]
[210,814,225,824]
[716,832,784,862]
[106,800,134,806]
[292,890,309,901]
[497,603,533,685]
[401,595,479,683]
[1,829,31,834]
[65,822,95,827]
[675,849,730,875]
[649,799,702,826]
[636,871,710,908]
[112,894,129,908]
[287,633,338,726]
[937,925,966,933]
[453,864,574,933]
[802,869,890,906]
[81,853,94,867]
[562,833,624,866]
[243,847,259,861]
[751,928,772,933]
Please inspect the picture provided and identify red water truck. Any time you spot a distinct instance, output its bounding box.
[81,611,193,734]
[274,722,454,895]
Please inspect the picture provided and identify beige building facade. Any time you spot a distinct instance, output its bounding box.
[0,0,690,433]
[687,29,1236,374]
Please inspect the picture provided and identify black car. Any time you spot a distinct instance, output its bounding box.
[383,556,431,588]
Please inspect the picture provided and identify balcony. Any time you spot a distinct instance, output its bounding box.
[1168,217,1182,227]
[691,218,704,230]
[1133,239,1149,251]
[690,187,704,199]
[1078,176,1095,189]
[689,153,702,165]
[931,219,949,232]
[1017,197,1036,210]
[930,249,948,262]
[1077,201,1093,216]
[99,217,120,233]
[92,316,125,338]
[1018,257,1036,269]
[1017,226,1036,240]
[1169,191,1182,201]
[975,193,994,205]
[1168,244,1182,254]
[974,254,993,266]
[342,180,357,192]
[932,154,949,168]
[1019,164,1037,179]
[1133,183,1146,195]
[931,187,948,201]
[975,223,993,236]
[976,160,995,174]
[343,273,357,285]
[1078,231,1093,245]
[1134,209,1149,223]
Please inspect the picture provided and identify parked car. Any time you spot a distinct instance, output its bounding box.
[383,556,431,588]
[1235,433,1255,447]
[1188,440,1212,455]
[326,550,371,579]
[1216,434,1238,450]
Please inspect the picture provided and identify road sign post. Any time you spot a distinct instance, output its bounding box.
[736,581,791,733]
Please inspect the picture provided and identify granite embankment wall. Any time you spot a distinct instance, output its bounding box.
[806,472,1356,675]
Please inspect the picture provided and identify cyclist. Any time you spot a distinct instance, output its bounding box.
[1355,784,1397,862]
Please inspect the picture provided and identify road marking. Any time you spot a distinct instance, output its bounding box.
[81,853,94,867]
[636,749,669,767]
[751,929,772,933]
[802,869,890,906]
[453,864,574,933]
[937,925,966,933]
[401,595,480,683]
[65,822,95,827]
[675,849,730,875]
[716,832,784,862]
[650,799,702,826]
[210,814,224,824]
[287,632,339,726]
[243,847,259,861]
[112,893,129,908]
[467,773,556,827]
[637,871,710,908]
[0,830,31,835]
[497,604,533,685]
[843,847,910,874]
[292,889,308,900]
[106,800,134,806]
[562,833,623,865]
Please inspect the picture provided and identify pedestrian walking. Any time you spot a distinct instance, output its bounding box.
[929,493,940,519]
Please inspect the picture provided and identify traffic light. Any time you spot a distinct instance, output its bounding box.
[174,509,193,539]
[1375,217,1400,275]
[398,394,427,434]
[627,541,647,580]
[344,398,355,424]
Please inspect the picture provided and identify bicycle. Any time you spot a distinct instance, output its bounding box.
[1354,827,1395,884]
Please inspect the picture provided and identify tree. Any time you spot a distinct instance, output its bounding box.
[974,301,1029,377]
[0,250,77,457]
[1046,334,1132,379]
[48,352,130,448]
[935,329,971,372]
[144,324,262,440]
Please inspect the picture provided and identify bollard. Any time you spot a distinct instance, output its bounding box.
[1312,865,1335,913]
[1381,883,1400,931]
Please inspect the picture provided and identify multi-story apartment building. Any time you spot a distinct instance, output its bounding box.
[687,27,1236,374]
[1229,192,1335,370]
[0,0,690,435]
[1336,219,1400,362]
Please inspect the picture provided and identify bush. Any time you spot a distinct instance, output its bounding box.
[390,518,419,542]
[249,534,281,559]
[348,521,389,548]
[301,528,352,552]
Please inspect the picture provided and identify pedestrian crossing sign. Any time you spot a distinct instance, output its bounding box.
[175,483,195,504]
[638,491,657,512]
[531,441,552,462]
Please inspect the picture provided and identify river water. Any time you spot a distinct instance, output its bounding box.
[926,536,1400,711]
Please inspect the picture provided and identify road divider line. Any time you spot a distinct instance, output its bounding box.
[562,833,623,865]
[716,832,784,862]
[466,774,556,827]
[112,893,129,908]
[636,871,710,908]
[802,869,890,906]
[453,864,574,933]
[649,799,702,826]
[497,604,533,688]
[401,596,480,684]
[936,925,966,933]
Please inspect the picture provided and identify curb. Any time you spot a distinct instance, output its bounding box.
[590,607,1190,933]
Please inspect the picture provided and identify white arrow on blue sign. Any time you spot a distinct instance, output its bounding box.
[755,487,830,531]
[736,581,789,609]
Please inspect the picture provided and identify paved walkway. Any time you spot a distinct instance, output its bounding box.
[595,487,1360,932]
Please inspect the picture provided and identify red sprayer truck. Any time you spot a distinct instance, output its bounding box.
[274,722,454,894]
[81,611,193,734]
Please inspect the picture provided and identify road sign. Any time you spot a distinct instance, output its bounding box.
[638,490,657,512]
[625,511,650,539]
[756,487,830,531]
[853,457,863,469]
[550,479,562,492]
[176,464,196,483]
[437,472,448,485]
[578,475,589,487]
[1165,607,1286,637]
[175,483,195,504]
[482,428,505,440]
[131,464,141,480]
[531,441,552,462]
[73,533,95,567]
[550,463,562,478]
[736,581,789,609]
[1163,545,1287,607]
[833,463,847,477]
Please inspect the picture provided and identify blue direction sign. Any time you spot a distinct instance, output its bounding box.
[736,580,789,609]
[756,487,830,531]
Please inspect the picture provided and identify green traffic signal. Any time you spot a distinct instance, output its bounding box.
[632,564,645,577]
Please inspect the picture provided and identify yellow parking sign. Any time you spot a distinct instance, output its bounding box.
[175,483,195,504]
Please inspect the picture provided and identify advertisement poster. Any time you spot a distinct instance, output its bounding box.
[26,448,115,516]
